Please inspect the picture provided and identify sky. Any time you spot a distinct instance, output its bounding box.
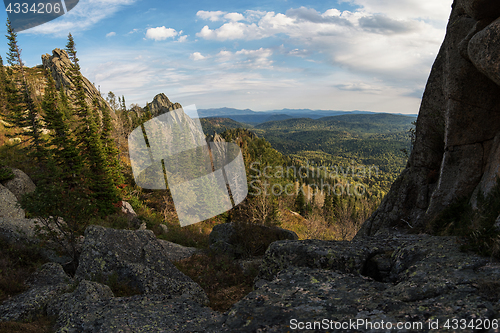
[0,0,453,114]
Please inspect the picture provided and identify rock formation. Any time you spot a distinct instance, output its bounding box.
[147,93,183,117]
[357,0,500,237]
[223,235,500,332]
[41,49,112,121]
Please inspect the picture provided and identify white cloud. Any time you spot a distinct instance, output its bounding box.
[145,26,178,41]
[195,5,449,85]
[177,35,188,42]
[106,31,116,37]
[196,10,226,22]
[190,52,206,61]
[23,0,137,36]
[213,47,273,69]
[339,0,451,23]
[224,12,245,21]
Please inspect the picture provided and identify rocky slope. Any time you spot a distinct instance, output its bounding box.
[42,48,110,112]
[357,0,500,236]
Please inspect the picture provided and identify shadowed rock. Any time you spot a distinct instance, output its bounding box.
[0,263,74,322]
[75,225,208,305]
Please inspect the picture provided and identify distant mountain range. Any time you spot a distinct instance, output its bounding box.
[197,107,417,125]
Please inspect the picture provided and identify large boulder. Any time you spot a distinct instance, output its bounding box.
[48,284,223,333]
[1,168,36,201]
[209,222,298,259]
[356,0,500,237]
[0,183,25,219]
[222,235,500,332]
[0,263,74,322]
[75,225,208,305]
[158,239,200,262]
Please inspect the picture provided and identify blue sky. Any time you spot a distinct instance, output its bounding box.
[0,0,452,113]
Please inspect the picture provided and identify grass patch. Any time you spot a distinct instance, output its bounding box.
[93,271,142,297]
[0,240,46,303]
[174,252,257,312]
[0,316,54,333]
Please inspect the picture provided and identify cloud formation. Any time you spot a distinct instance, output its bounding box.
[145,26,178,41]
[24,0,137,36]
[194,5,447,86]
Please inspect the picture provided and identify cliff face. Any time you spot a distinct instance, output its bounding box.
[357,0,500,237]
[41,48,111,112]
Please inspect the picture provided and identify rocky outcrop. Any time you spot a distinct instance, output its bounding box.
[147,93,182,117]
[1,168,36,201]
[0,168,36,220]
[357,0,500,236]
[120,200,142,229]
[75,225,208,305]
[158,239,200,262]
[48,287,223,333]
[222,234,500,332]
[41,48,111,114]
[0,183,24,219]
[47,288,223,332]
[0,225,214,331]
[0,263,74,322]
[209,222,298,258]
[4,228,500,332]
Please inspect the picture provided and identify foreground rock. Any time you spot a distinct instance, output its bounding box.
[0,183,25,220]
[222,234,500,332]
[209,222,298,259]
[158,239,200,262]
[75,225,208,305]
[0,263,74,322]
[1,168,36,201]
[48,282,223,333]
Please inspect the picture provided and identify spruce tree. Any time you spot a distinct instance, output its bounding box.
[97,98,124,187]
[42,71,83,185]
[3,19,45,162]
[65,33,118,214]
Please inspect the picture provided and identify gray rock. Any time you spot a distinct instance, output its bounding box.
[75,225,208,305]
[222,235,500,332]
[147,93,183,117]
[121,200,142,229]
[0,263,74,322]
[159,223,169,234]
[0,217,37,243]
[458,0,500,20]
[158,239,199,262]
[1,168,36,201]
[49,292,223,333]
[0,183,25,219]
[469,17,500,86]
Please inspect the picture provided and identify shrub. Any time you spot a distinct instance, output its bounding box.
[174,252,257,312]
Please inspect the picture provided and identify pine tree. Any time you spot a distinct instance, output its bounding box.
[295,185,306,215]
[3,19,45,162]
[65,33,118,214]
[98,98,124,187]
[42,71,83,186]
